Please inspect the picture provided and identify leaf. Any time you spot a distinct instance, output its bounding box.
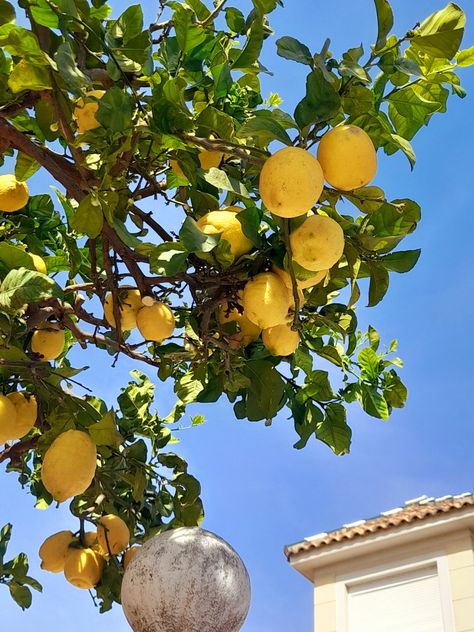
[55,41,92,95]
[293,402,323,449]
[89,411,121,447]
[236,207,263,248]
[383,370,408,408]
[361,384,390,420]
[367,262,389,307]
[344,186,386,214]
[379,249,421,272]
[316,403,352,455]
[232,18,264,69]
[71,195,103,239]
[411,3,466,59]
[179,217,220,253]
[294,69,341,129]
[0,243,35,271]
[343,85,375,117]
[175,369,204,404]
[373,0,394,50]
[316,345,345,368]
[29,0,58,27]
[236,114,292,146]
[15,152,40,181]
[276,36,313,66]
[149,243,188,275]
[0,268,62,312]
[96,86,133,132]
[172,4,207,54]
[456,46,474,67]
[0,523,12,560]
[389,134,416,169]
[8,60,51,93]
[388,81,448,140]
[243,360,286,421]
[358,347,380,380]
[0,1,15,26]
[203,168,250,198]
[303,370,334,401]
[9,583,32,610]
[225,7,246,34]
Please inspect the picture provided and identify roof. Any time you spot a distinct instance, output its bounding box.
[285,493,474,560]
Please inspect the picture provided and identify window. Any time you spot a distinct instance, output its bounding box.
[347,565,445,632]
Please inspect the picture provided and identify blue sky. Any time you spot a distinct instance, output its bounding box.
[2,1,474,630]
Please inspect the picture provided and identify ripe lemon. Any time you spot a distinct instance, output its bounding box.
[197,210,253,260]
[3,392,37,441]
[169,159,186,179]
[0,394,18,444]
[262,324,300,356]
[31,329,65,361]
[273,265,327,291]
[259,147,324,218]
[317,124,377,191]
[64,547,104,589]
[39,530,76,573]
[30,253,47,274]
[103,288,142,331]
[41,429,97,503]
[218,294,261,347]
[0,174,29,212]
[123,546,140,570]
[136,301,175,342]
[243,272,292,328]
[74,90,106,134]
[290,215,344,271]
[97,514,130,555]
[198,149,224,170]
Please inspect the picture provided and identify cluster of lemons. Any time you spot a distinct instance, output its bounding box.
[0,391,37,444]
[39,514,139,590]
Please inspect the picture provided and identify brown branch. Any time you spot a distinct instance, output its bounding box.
[181,134,267,166]
[0,437,39,466]
[0,91,42,118]
[131,204,173,242]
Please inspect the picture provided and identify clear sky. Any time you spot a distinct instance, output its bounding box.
[1,1,474,630]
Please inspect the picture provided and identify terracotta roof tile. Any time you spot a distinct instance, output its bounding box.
[285,493,474,559]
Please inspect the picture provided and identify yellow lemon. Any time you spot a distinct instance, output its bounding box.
[197,210,253,260]
[4,392,37,441]
[198,149,224,170]
[123,546,140,570]
[243,272,292,329]
[136,301,175,342]
[0,174,29,212]
[259,147,324,218]
[97,514,130,555]
[262,324,301,356]
[273,265,327,291]
[39,530,76,573]
[169,159,186,179]
[31,329,65,361]
[317,124,377,191]
[41,429,97,503]
[83,531,98,547]
[0,394,18,444]
[74,90,106,134]
[103,288,142,331]
[290,215,344,272]
[64,548,104,589]
[30,253,47,274]
[218,294,261,347]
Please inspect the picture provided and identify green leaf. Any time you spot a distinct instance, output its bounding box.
[344,186,386,214]
[411,3,466,59]
[242,360,286,421]
[0,25,44,63]
[388,81,448,140]
[29,0,58,27]
[15,152,40,181]
[225,7,246,34]
[316,403,352,455]
[179,217,220,253]
[367,262,390,307]
[172,4,208,54]
[343,85,375,117]
[232,18,264,69]
[0,268,62,312]
[361,384,390,420]
[295,69,341,129]
[0,0,14,26]
[71,195,103,239]
[89,411,121,447]
[316,345,345,368]
[358,347,380,380]
[175,369,205,404]
[456,46,474,67]
[0,243,35,271]
[373,0,394,50]
[0,523,12,560]
[383,370,408,408]
[389,134,416,169]
[236,207,263,248]
[9,583,32,610]
[380,249,421,272]
[276,36,313,66]
[96,87,133,132]
[203,168,250,198]
[303,370,334,401]
[236,114,292,146]
[55,41,92,95]
[293,402,323,449]
[149,243,188,276]
[8,60,51,93]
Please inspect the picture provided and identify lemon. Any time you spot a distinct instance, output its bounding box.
[136,301,175,342]
[0,174,29,212]
[197,210,253,260]
[0,394,18,444]
[39,530,76,573]
[83,531,98,547]
[3,392,37,441]
[103,288,142,331]
[97,514,130,555]
[123,546,140,570]
[41,430,97,503]
[64,547,104,589]
[30,253,47,274]
[273,265,327,291]
[259,147,324,218]
[290,215,344,272]
[262,324,300,356]
[243,272,292,329]
[317,124,377,191]
[31,329,65,361]
[198,149,224,170]
[73,90,106,134]
[218,294,261,347]
[169,159,186,179]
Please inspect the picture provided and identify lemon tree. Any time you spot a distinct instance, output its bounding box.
[0,0,472,614]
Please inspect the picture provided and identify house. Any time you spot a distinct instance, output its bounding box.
[285,494,474,632]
